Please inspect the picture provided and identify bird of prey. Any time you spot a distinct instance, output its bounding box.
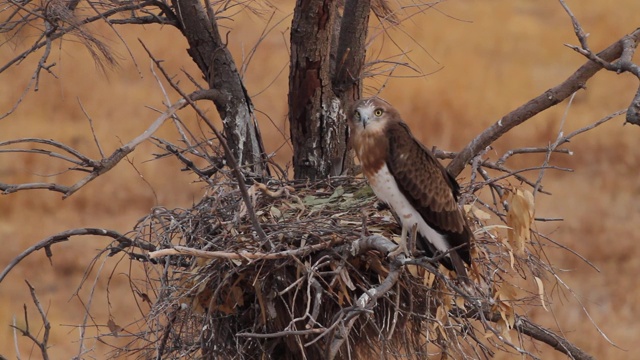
[348,97,472,278]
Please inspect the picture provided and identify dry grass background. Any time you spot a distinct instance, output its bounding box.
[1,0,639,358]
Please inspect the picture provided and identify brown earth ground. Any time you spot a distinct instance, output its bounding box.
[1,0,639,358]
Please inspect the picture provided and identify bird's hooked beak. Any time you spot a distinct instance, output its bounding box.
[355,109,368,128]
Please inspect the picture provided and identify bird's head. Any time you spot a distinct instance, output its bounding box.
[348,97,402,168]
[348,97,397,135]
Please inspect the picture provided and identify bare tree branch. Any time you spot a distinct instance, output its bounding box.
[9,281,51,360]
[515,315,594,360]
[327,235,402,359]
[558,0,640,126]
[0,89,222,198]
[0,228,145,284]
[171,0,267,173]
[149,241,341,260]
[448,28,640,176]
[0,0,170,74]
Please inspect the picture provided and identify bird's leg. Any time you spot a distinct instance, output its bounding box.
[409,223,418,255]
[389,225,410,258]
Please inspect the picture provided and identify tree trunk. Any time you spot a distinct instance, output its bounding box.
[332,0,370,101]
[288,0,370,180]
[332,0,371,173]
[288,0,340,180]
[171,0,266,175]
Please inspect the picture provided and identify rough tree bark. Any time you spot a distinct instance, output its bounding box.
[332,1,371,100]
[288,0,370,180]
[332,0,371,173]
[172,0,267,175]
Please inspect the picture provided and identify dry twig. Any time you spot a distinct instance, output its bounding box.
[9,281,51,360]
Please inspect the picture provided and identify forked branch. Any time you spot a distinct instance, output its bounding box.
[10,281,51,360]
[558,0,640,126]
[448,27,640,176]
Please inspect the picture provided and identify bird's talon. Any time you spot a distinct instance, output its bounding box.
[388,243,411,259]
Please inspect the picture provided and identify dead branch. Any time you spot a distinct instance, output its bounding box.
[0,137,93,164]
[448,27,640,176]
[327,235,402,359]
[1,2,629,359]
[559,0,639,77]
[496,147,573,166]
[171,0,267,172]
[0,228,143,284]
[149,241,341,260]
[0,0,175,73]
[0,0,177,119]
[9,281,51,360]
[0,0,169,74]
[533,109,626,194]
[0,89,222,198]
[558,0,640,126]
[463,109,624,200]
[515,315,594,360]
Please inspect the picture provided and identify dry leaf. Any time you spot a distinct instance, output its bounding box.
[534,276,549,311]
[340,267,356,291]
[424,271,436,287]
[254,282,267,325]
[435,305,448,322]
[237,183,259,219]
[230,285,244,307]
[269,206,282,219]
[509,250,515,270]
[331,211,349,218]
[328,185,345,200]
[441,292,453,313]
[407,264,421,278]
[495,282,517,302]
[138,291,152,305]
[464,204,491,220]
[406,263,433,287]
[231,259,243,266]
[493,283,516,331]
[434,321,449,340]
[107,318,121,336]
[506,188,535,256]
[495,318,513,342]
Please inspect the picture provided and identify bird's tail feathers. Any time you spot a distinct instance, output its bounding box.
[449,251,470,285]
[415,233,471,284]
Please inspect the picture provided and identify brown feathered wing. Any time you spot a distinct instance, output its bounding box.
[385,122,471,275]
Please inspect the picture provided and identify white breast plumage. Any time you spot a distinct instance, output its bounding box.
[369,164,450,254]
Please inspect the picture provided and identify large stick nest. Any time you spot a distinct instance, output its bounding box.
[121,176,561,360]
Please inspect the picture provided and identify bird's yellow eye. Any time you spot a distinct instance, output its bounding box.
[354,112,361,121]
[374,108,384,117]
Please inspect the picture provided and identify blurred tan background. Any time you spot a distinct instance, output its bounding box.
[1,0,639,358]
